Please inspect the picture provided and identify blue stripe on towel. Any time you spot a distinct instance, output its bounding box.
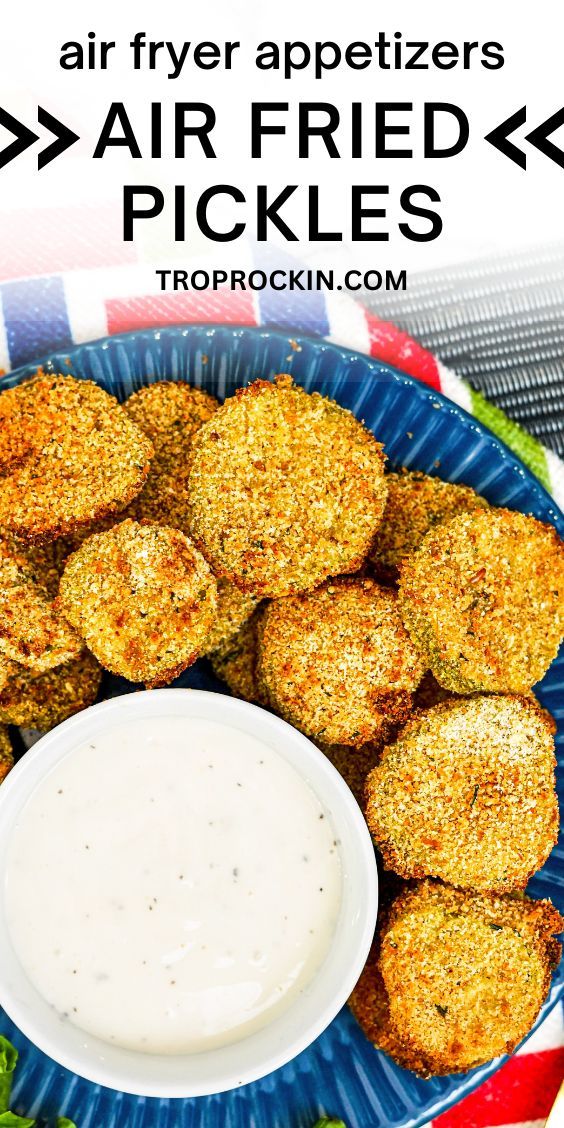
[254,244,330,337]
[1,276,72,369]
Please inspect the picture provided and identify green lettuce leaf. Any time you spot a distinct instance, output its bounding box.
[312,1120,347,1128]
[56,1120,78,1127]
[0,1113,35,1127]
[0,1037,18,1114]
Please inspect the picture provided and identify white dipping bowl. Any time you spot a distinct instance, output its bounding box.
[0,689,378,1098]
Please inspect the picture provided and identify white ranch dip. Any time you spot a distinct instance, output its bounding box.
[5,715,342,1054]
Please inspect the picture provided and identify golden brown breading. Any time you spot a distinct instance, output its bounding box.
[188,375,388,598]
[0,654,20,693]
[371,470,488,583]
[3,535,72,598]
[399,507,564,693]
[57,520,217,687]
[125,384,256,651]
[258,577,424,745]
[124,381,219,532]
[69,526,252,660]
[202,580,258,657]
[0,650,102,730]
[349,940,430,1075]
[0,725,13,784]
[210,610,269,705]
[412,671,555,731]
[0,537,82,673]
[365,695,558,892]
[378,880,563,1075]
[318,740,387,806]
[0,374,153,541]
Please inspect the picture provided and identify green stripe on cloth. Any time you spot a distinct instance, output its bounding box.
[469,386,551,492]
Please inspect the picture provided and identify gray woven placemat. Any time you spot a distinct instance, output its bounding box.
[364,243,564,456]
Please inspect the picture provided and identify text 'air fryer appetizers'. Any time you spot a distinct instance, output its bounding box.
[0,364,562,1083]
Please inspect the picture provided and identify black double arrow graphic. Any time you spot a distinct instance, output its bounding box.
[0,103,563,173]
[0,107,79,170]
[485,106,564,170]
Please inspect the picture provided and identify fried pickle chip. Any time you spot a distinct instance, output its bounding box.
[189,376,387,598]
[0,725,14,784]
[399,507,564,693]
[125,381,219,532]
[366,695,558,892]
[378,880,563,1075]
[210,609,269,705]
[349,942,430,1075]
[0,374,153,541]
[57,520,217,687]
[258,577,424,745]
[0,537,82,673]
[0,650,102,731]
[371,470,488,583]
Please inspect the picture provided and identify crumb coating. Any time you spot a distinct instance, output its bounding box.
[202,579,257,657]
[371,470,488,582]
[0,536,82,672]
[318,740,386,806]
[349,936,430,1075]
[57,520,217,687]
[0,650,102,730]
[0,374,153,541]
[258,577,424,745]
[4,535,71,597]
[399,507,564,693]
[412,669,458,711]
[188,376,388,598]
[366,695,558,891]
[0,654,21,692]
[125,383,255,652]
[0,725,13,784]
[124,381,219,532]
[378,880,563,1075]
[210,609,269,705]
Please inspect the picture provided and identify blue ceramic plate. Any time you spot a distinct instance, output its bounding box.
[2,326,563,1128]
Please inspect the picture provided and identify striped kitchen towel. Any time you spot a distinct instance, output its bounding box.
[430,1005,564,1128]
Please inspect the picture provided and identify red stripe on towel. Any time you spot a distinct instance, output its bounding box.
[106,291,257,334]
